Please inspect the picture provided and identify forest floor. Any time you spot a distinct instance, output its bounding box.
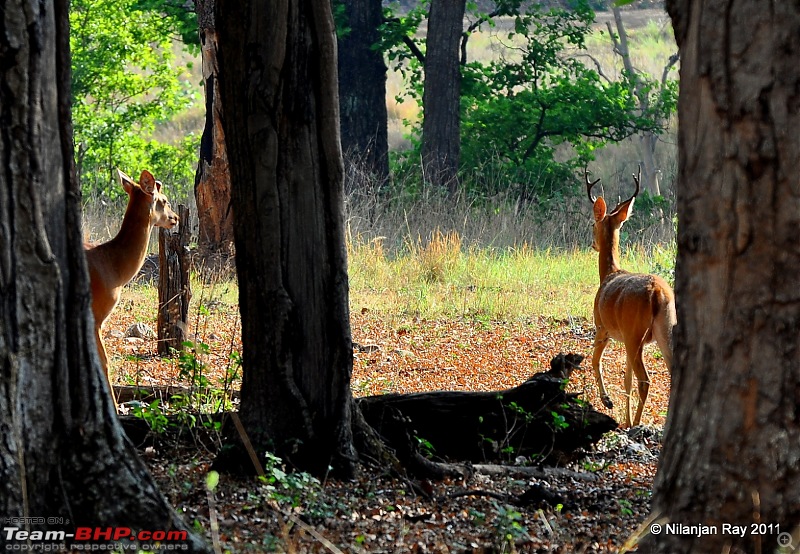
[107,294,670,553]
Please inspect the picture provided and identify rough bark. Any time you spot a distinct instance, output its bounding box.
[157,205,191,355]
[0,1,207,550]
[215,0,357,477]
[194,0,234,263]
[420,0,466,192]
[337,0,390,182]
[641,2,800,552]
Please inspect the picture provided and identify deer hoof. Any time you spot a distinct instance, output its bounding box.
[602,396,613,409]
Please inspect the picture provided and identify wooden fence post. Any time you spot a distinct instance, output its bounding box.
[158,204,192,356]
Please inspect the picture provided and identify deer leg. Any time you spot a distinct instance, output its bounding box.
[628,344,649,427]
[94,325,118,412]
[653,320,673,372]
[623,352,634,428]
[591,328,612,409]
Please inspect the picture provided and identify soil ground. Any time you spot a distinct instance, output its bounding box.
[107,290,670,552]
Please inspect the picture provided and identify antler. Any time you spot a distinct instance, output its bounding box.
[624,165,642,204]
[585,166,601,203]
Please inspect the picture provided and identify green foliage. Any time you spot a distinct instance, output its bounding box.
[460,3,672,202]
[382,1,677,204]
[70,0,199,201]
[131,399,169,433]
[133,0,200,50]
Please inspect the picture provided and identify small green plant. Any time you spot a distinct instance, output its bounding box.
[258,453,339,521]
[131,399,169,433]
[550,411,570,431]
[581,459,610,473]
[490,502,530,547]
[618,498,634,516]
[415,435,436,458]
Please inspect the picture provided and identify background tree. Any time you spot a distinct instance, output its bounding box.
[215,0,357,476]
[641,2,800,551]
[420,0,467,192]
[337,0,390,182]
[605,5,678,197]
[0,0,206,550]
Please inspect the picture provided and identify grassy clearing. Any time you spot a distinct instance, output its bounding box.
[348,230,669,322]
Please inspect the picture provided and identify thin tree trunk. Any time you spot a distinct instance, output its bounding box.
[421,0,466,193]
[0,1,207,550]
[642,2,800,551]
[216,0,356,478]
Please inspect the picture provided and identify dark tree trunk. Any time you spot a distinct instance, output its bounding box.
[337,0,390,182]
[420,0,466,193]
[0,1,207,550]
[194,0,234,263]
[215,0,357,478]
[641,2,800,552]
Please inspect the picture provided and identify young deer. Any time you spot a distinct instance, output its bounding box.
[85,169,179,407]
[586,168,675,427]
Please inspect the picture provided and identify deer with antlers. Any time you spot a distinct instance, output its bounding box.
[586,167,676,427]
[85,169,179,408]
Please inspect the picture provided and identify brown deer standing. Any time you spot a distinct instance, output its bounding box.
[586,167,675,427]
[85,169,179,408]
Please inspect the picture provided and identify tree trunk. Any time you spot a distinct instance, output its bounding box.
[642,3,800,552]
[215,0,356,478]
[420,0,466,193]
[0,1,207,550]
[194,0,234,263]
[338,0,390,183]
[157,205,191,356]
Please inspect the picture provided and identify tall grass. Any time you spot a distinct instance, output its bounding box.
[347,229,668,322]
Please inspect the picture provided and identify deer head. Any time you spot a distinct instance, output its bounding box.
[586,166,640,253]
[117,169,179,230]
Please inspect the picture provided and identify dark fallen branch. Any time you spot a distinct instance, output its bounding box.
[357,353,616,465]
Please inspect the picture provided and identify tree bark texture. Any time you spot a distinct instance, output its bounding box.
[157,205,191,355]
[337,0,390,181]
[420,0,466,192]
[642,3,800,552]
[0,0,207,550]
[194,0,234,261]
[216,0,356,477]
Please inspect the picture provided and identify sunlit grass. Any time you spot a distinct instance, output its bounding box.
[347,231,667,322]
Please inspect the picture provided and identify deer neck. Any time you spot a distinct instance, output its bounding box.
[598,230,623,282]
[103,200,154,287]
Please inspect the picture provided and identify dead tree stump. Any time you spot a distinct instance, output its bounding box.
[158,204,192,356]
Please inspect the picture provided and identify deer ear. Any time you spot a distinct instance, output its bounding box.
[612,197,635,225]
[138,170,156,195]
[154,180,163,193]
[593,197,607,221]
[117,169,134,194]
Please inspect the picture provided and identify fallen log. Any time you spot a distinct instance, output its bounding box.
[357,353,616,464]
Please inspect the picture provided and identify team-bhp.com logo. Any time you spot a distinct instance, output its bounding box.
[4,526,188,550]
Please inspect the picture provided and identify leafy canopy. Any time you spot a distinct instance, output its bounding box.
[70,0,199,200]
